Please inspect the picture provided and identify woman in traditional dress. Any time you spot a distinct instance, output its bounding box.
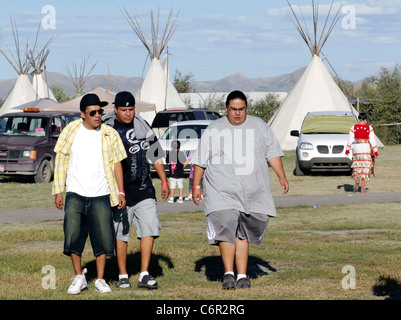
[345,113,379,193]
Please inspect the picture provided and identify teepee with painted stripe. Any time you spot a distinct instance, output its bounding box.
[269,0,357,150]
[122,5,186,124]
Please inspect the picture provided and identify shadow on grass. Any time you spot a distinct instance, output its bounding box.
[373,276,401,300]
[194,255,277,282]
[83,252,174,283]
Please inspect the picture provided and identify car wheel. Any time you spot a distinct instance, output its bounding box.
[294,157,305,176]
[34,159,52,183]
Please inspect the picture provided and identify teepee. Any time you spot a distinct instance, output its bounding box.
[0,18,37,116]
[122,6,186,124]
[269,1,356,150]
[65,57,98,98]
[28,25,57,101]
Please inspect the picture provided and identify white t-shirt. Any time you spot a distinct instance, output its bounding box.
[66,124,110,197]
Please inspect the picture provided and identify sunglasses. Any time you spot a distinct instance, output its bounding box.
[86,109,105,117]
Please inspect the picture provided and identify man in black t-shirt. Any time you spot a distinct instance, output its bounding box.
[104,91,169,289]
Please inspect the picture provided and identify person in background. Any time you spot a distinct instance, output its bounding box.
[103,91,169,290]
[166,140,187,204]
[345,113,379,193]
[53,93,127,294]
[192,90,289,290]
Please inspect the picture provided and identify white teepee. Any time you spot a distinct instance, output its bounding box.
[29,33,57,102]
[269,1,357,150]
[122,6,186,124]
[0,18,37,116]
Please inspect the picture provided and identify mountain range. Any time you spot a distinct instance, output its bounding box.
[0,66,308,101]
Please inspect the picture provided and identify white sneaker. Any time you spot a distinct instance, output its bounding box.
[184,194,192,201]
[177,198,183,204]
[95,278,112,293]
[168,198,174,203]
[68,273,87,295]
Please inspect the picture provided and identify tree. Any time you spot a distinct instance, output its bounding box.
[51,86,71,103]
[174,70,194,93]
[355,64,401,144]
[247,93,282,123]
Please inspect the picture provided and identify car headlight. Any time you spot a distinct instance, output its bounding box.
[299,143,313,150]
[21,150,36,159]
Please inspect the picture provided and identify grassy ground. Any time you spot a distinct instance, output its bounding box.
[1,202,401,300]
[0,146,400,300]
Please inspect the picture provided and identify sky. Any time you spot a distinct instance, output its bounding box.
[0,0,400,83]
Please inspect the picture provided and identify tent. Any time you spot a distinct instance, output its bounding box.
[268,1,375,150]
[42,87,156,114]
[9,98,59,112]
[122,6,186,124]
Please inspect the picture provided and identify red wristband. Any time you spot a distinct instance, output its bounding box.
[161,182,168,186]
[192,185,201,190]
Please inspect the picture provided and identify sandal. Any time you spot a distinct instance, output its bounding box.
[138,275,158,289]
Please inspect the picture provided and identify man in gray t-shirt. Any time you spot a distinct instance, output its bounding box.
[192,90,289,290]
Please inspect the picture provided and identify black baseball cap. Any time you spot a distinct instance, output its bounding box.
[113,91,136,107]
[80,93,108,112]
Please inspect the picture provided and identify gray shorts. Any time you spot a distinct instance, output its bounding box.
[113,198,161,242]
[206,209,269,245]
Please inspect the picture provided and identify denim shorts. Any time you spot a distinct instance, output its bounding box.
[113,198,160,242]
[63,192,115,257]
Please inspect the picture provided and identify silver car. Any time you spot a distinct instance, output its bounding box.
[156,120,212,173]
[290,111,357,175]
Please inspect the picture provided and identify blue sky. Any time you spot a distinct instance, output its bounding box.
[0,0,400,83]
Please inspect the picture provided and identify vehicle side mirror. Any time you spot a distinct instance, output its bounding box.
[290,130,299,137]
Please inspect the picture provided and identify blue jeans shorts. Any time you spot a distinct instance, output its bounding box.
[113,198,161,242]
[63,192,115,257]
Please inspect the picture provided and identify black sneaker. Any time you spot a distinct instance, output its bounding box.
[138,275,158,289]
[222,274,236,290]
[117,277,131,288]
[236,277,251,289]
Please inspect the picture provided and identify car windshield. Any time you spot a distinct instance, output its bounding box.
[0,116,49,137]
[301,115,356,134]
[162,124,209,140]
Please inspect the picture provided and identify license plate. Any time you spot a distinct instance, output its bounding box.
[0,165,4,172]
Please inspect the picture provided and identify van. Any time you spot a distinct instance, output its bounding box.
[290,111,357,175]
[151,108,221,137]
[0,108,80,183]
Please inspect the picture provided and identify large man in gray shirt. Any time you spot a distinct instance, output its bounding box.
[192,90,289,290]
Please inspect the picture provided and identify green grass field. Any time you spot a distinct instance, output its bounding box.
[0,147,400,300]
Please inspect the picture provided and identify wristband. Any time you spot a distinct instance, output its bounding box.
[192,185,201,190]
[161,182,168,186]
[119,190,125,196]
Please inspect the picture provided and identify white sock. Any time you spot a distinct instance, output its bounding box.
[119,274,128,280]
[237,274,247,281]
[224,271,234,276]
[139,271,156,285]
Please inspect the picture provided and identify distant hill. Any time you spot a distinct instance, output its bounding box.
[0,66,314,101]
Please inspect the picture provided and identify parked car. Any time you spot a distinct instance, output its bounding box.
[0,108,81,183]
[290,111,357,176]
[151,108,221,137]
[153,120,212,174]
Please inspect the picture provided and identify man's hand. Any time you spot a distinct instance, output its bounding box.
[118,194,126,210]
[55,193,64,210]
[161,184,169,201]
[192,189,202,206]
